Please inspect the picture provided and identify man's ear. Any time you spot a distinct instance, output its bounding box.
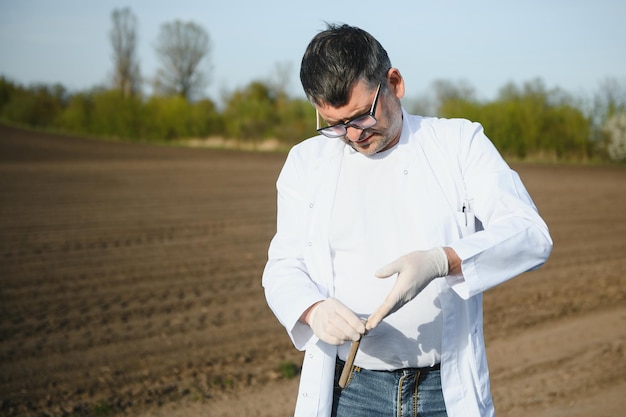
[387,68,405,99]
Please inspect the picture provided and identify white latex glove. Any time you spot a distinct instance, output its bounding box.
[366,247,449,330]
[308,298,366,345]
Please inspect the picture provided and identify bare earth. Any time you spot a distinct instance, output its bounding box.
[0,125,624,417]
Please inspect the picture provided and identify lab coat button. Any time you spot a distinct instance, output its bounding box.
[302,392,308,397]
[307,242,313,246]
[309,203,314,208]
[403,169,408,175]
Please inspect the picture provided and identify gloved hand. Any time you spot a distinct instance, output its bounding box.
[308,298,366,345]
[366,247,449,331]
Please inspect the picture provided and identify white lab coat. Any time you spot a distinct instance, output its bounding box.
[262,109,552,417]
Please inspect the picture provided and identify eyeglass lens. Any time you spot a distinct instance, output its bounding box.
[320,115,376,137]
[317,83,381,138]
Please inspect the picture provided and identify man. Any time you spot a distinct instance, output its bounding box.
[262,24,552,417]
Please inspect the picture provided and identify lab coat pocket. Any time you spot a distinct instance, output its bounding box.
[469,323,492,402]
[455,200,476,237]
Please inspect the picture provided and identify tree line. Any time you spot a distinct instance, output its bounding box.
[0,8,624,162]
[0,76,314,148]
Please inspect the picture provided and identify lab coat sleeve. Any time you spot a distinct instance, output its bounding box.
[262,146,325,350]
[446,121,553,299]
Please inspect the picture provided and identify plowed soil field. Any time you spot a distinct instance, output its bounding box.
[0,125,624,417]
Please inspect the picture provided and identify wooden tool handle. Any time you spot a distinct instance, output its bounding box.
[338,336,361,388]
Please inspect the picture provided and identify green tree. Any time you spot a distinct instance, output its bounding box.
[189,98,222,138]
[143,95,193,140]
[0,82,66,128]
[276,97,316,145]
[0,76,19,113]
[58,92,94,134]
[437,78,591,160]
[222,81,278,141]
[89,89,143,140]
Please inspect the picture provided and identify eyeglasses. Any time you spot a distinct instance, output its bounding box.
[316,83,381,138]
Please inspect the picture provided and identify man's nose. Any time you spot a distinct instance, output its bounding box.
[345,126,365,142]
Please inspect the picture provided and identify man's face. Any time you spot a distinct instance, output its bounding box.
[316,76,404,156]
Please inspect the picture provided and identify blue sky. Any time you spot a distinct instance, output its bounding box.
[0,0,624,105]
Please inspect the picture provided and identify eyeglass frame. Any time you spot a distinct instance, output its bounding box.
[315,82,382,138]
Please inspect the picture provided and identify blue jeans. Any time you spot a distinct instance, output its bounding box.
[332,359,448,417]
